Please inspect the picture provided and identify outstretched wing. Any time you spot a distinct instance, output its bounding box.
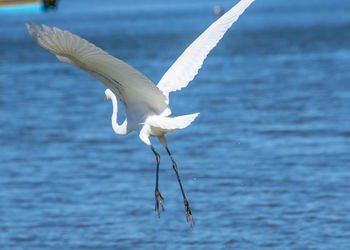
[26,23,170,115]
[157,0,254,102]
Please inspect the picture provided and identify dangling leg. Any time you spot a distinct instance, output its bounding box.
[139,129,164,217]
[166,146,194,227]
[150,145,164,217]
[158,136,194,227]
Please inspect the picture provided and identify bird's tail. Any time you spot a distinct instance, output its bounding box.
[146,113,199,131]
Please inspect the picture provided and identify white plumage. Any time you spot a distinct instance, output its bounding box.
[26,0,254,227]
[26,23,170,116]
[157,0,255,102]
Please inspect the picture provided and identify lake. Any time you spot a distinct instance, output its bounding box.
[0,0,350,249]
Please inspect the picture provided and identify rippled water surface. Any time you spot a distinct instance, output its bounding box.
[1,0,350,249]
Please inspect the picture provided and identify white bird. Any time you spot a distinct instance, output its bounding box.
[26,0,254,227]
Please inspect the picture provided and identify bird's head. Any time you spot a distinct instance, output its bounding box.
[104,89,113,101]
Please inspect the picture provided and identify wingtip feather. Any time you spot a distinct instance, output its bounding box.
[25,22,38,41]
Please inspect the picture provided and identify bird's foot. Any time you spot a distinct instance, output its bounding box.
[155,190,164,217]
[184,199,194,228]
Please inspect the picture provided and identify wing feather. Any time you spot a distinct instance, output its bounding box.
[147,113,199,130]
[26,23,170,115]
[157,0,254,102]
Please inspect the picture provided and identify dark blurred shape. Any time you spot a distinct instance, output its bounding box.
[43,0,56,10]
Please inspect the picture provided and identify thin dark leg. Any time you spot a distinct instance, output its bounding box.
[151,145,164,217]
[165,147,194,228]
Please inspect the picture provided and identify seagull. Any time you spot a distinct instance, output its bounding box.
[26,0,254,227]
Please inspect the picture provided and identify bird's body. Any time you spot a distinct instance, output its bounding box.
[104,88,199,139]
[26,0,254,227]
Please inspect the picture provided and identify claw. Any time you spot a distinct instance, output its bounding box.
[155,190,164,217]
[184,199,194,228]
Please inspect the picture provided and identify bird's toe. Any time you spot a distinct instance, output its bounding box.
[184,200,195,228]
[155,190,165,217]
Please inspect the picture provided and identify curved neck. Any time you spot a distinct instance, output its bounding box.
[110,94,128,135]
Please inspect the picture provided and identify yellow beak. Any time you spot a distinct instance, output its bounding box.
[104,95,108,101]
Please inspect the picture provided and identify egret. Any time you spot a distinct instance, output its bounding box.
[26,0,254,227]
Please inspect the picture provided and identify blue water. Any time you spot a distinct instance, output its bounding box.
[1,0,350,249]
